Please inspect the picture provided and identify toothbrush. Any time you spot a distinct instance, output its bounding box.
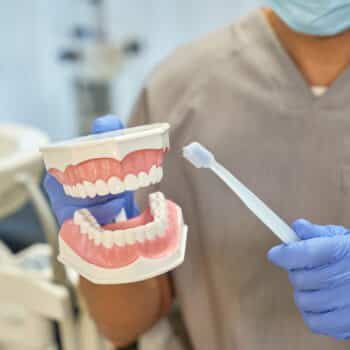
[182,142,299,244]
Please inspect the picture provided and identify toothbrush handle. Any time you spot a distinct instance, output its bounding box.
[211,163,299,244]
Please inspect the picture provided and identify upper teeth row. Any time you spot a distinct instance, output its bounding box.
[64,166,163,198]
[73,192,168,248]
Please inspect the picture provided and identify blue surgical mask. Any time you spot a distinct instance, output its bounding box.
[265,0,350,36]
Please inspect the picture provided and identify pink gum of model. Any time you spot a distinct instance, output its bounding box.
[49,149,164,186]
[59,200,181,268]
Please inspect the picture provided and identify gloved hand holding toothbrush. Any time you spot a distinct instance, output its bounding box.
[183,142,350,340]
[268,219,350,340]
[44,115,140,226]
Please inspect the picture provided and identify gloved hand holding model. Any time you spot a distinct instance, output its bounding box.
[43,115,187,285]
[44,116,139,226]
[268,219,350,340]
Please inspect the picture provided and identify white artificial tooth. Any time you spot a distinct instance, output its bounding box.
[73,184,80,198]
[72,186,78,196]
[81,208,91,215]
[69,185,75,197]
[160,215,167,231]
[64,185,70,196]
[108,177,124,195]
[102,231,114,248]
[94,231,102,246]
[79,208,91,220]
[150,192,164,218]
[73,211,83,225]
[150,204,158,219]
[136,229,146,243]
[81,220,90,235]
[71,185,79,197]
[138,172,151,187]
[63,185,70,196]
[77,183,87,199]
[154,221,165,237]
[87,225,96,240]
[125,229,136,245]
[124,174,139,191]
[145,224,156,241]
[155,167,163,183]
[83,210,98,226]
[157,224,167,237]
[158,201,166,218]
[114,231,126,247]
[70,186,76,196]
[160,213,168,229]
[91,222,101,233]
[83,181,96,198]
[150,192,158,203]
[115,209,127,223]
[149,166,158,184]
[65,185,71,196]
[96,180,109,196]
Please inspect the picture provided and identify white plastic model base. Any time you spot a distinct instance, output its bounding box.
[41,123,170,171]
[58,225,187,285]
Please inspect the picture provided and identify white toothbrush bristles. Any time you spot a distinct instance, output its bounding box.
[182,142,215,169]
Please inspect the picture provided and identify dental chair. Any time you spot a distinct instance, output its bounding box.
[0,123,113,350]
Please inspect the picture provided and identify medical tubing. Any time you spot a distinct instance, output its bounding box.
[211,162,299,244]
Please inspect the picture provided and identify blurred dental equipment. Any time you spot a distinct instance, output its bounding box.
[59,0,142,135]
[0,123,68,286]
[0,123,113,350]
[0,124,48,219]
[183,142,299,244]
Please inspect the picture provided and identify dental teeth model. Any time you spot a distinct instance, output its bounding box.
[41,124,187,284]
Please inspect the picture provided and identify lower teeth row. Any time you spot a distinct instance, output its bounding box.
[73,193,168,248]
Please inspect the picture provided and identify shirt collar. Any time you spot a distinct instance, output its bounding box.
[235,10,350,111]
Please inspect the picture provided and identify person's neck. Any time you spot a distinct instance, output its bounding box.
[263,8,350,86]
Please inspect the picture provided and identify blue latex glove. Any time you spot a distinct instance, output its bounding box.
[44,115,139,226]
[268,219,350,340]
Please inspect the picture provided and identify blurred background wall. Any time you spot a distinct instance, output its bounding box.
[1,3,261,348]
[0,0,258,140]
[0,0,259,251]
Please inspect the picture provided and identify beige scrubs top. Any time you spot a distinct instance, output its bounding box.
[129,9,350,350]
